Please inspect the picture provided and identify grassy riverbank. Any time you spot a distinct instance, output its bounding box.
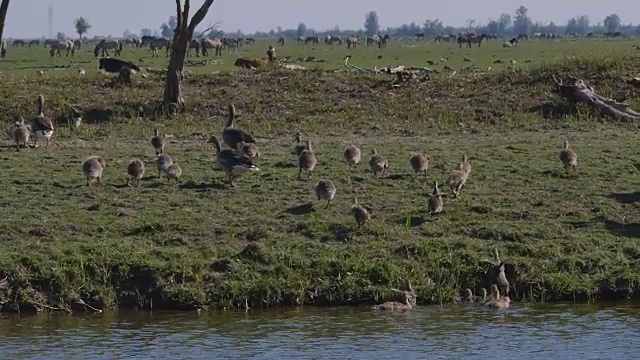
[0,50,639,313]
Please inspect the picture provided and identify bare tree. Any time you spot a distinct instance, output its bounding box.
[163,0,216,112]
[0,0,11,47]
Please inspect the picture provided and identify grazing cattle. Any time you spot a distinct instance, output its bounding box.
[94,39,123,57]
[49,40,75,57]
[98,57,140,73]
[604,31,623,38]
[12,39,26,46]
[124,38,141,47]
[28,39,40,47]
[304,36,320,45]
[73,39,82,51]
[234,57,267,69]
[1,40,6,58]
[517,34,528,40]
[141,37,170,57]
[266,46,276,62]
[201,38,223,56]
[296,36,305,44]
[187,39,200,57]
[416,33,425,40]
[244,37,256,44]
[328,36,342,45]
[346,35,358,49]
[277,36,285,45]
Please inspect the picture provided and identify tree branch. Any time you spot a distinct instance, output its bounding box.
[182,0,190,33]
[187,0,216,37]
[174,0,182,41]
[196,21,222,38]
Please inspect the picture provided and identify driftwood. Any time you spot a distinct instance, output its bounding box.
[553,76,640,120]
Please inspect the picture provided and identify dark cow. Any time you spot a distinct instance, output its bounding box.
[98,57,141,73]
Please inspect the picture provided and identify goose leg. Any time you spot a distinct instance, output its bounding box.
[46,138,50,149]
[325,199,331,209]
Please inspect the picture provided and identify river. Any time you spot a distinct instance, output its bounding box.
[1,302,639,359]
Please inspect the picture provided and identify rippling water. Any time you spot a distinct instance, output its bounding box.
[1,303,639,359]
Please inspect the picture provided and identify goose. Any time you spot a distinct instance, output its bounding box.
[293,133,307,156]
[559,140,578,174]
[210,136,259,187]
[221,104,256,150]
[459,153,471,178]
[82,156,106,185]
[497,263,510,296]
[459,288,474,305]
[369,149,389,177]
[298,140,317,179]
[151,129,165,155]
[31,94,54,148]
[315,180,336,208]
[484,284,510,309]
[156,154,173,177]
[409,152,428,176]
[343,145,362,169]
[126,159,145,186]
[427,180,444,214]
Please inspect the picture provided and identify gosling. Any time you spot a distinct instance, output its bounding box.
[343,145,362,169]
[151,129,165,155]
[559,140,578,174]
[446,163,467,198]
[427,180,444,214]
[238,141,260,159]
[9,120,31,151]
[163,162,182,183]
[484,284,510,309]
[409,152,429,177]
[298,140,317,179]
[156,154,173,177]
[315,180,336,208]
[82,156,106,185]
[126,159,145,186]
[352,198,371,228]
[293,132,306,156]
[459,153,471,179]
[369,149,389,177]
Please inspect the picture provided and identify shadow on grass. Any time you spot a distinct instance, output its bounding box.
[179,180,226,191]
[396,215,426,228]
[285,202,315,216]
[528,101,578,119]
[604,219,640,239]
[607,191,640,204]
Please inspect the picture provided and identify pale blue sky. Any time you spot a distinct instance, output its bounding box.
[4,0,640,38]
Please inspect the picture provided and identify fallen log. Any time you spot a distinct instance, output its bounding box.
[552,76,640,120]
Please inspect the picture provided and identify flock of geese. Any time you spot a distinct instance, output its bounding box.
[5,94,580,311]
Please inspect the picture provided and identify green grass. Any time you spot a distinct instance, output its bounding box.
[0,38,639,313]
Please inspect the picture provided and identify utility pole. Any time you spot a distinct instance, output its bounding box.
[48,4,53,38]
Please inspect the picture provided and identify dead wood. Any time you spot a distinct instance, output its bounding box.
[552,76,640,120]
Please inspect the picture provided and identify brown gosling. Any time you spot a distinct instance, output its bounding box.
[351,197,371,228]
[343,144,362,169]
[163,162,183,183]
[82,156,106,186]
[221,104,257,150]
[238,141,260,159]
[315,180,336,208]
[427,180,444,214]
[32,94,54,148]
[460,288,474,305]
[126,159,145,187]
[369,148,389,177]
[293,132,307,156]
[298,140,317,179]
[484,284,511,309]
[150,129,165,155]
[559,139,578,174]
[409,152,429,176]
[373,284,416,311]
[156,154,173,177]
[9,119,31,151]
[477,288,488,303]
[447,163,467,198]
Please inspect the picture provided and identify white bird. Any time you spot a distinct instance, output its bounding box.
[78,68,86,76]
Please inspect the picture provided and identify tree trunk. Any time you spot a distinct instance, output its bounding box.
[553,76,640,120]
[162,0,215,112]
[0,0,11,46]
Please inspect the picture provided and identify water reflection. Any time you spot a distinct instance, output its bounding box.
[1,302,639,359]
